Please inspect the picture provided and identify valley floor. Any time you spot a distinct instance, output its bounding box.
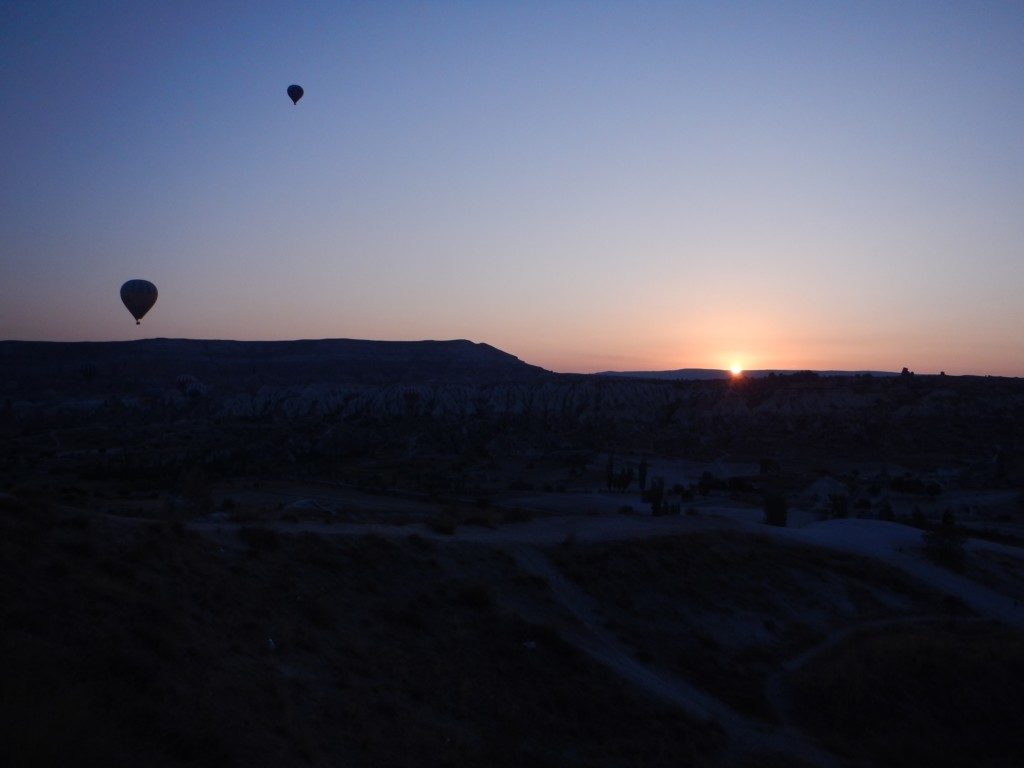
[5,487,1022,767]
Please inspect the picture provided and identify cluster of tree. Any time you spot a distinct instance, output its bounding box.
[696,471,755,495]
[607,465,634,491]
[606,454,647,492]
[889,474,942,496]
[643,477,681,516]
[828,493,848,519]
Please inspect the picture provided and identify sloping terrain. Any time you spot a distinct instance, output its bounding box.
[4,342,1023,474]
[0,497,723,768]
[3,339,1024,767]
[548,531,963,720]
[4,485,1024,766]
[790,621,1024,767]
[0,338,551,393]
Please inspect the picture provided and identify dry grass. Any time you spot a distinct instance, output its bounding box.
[0,499,723,767]
[790,622,1024,767]
[549,531,963,720]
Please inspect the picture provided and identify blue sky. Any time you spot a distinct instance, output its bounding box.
[2,1,1023,374]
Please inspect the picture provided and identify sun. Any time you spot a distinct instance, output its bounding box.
[729,364,743,376]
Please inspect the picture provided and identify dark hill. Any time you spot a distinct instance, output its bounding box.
[0,338,551,393]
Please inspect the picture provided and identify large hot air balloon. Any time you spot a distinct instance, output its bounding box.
[287,84,304,105]
[120,280,158,325]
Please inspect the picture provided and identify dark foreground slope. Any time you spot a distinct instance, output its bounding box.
[0,497,724,768]
[5,495,1024,768]
[0,338,550,392]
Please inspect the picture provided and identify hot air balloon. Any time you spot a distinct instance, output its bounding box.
[120,280,158,325]
[287,84,304,105]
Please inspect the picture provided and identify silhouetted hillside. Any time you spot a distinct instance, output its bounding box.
[4,338,1024,471]
[0,338,551,393]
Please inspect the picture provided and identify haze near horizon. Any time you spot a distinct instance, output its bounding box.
[2,1,1023,375]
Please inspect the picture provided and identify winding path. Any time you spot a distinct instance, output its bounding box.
[510,543,841,767]
[148,506,1024,766]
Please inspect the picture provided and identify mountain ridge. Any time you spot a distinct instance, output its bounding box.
[0,337,552,390]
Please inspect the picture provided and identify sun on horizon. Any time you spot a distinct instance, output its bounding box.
[730,364,744,376]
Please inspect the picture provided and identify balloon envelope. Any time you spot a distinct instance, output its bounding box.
[120,280,158,324]
[287,84,303,104]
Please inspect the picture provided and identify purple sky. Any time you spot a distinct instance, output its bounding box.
[2,1,1023,374]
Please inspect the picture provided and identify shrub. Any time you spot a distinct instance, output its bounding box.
[429,509,458,535]
[672,483,694,501]
[179,466,213,513]
[697,471,716,496]
[455,582,493,610]
[829,494,848,519]
[238,525,279,551]
[763,494,788,527]
[500,507,533,524]
[646,477,666,515]
[923,512,967,571]
[878,501,894,521]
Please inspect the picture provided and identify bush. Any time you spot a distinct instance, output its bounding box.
[237,525,279,551]
[923,512,967,571]
[429,509,458,535]
[672,483,694,501]
[646,477,666,515]
[763,494,788,527]
[697,471,716,496]
[878,501,894,521]
[829,494,848,519]
[455,582,493,611]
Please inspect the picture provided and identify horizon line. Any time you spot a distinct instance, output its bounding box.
[2,336,1019,379]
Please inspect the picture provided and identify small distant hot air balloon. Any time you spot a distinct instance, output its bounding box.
[120,280,158,325]
[287,84,303,105]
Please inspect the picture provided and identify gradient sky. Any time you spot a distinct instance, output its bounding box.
[2,1,1023,374]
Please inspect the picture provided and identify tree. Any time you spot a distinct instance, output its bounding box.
[606,453,615,492]
[829,493,848,519]
[638,456,648,491]
[615,466,633,491]
[647,477,665,516]
[697,471,716,496]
